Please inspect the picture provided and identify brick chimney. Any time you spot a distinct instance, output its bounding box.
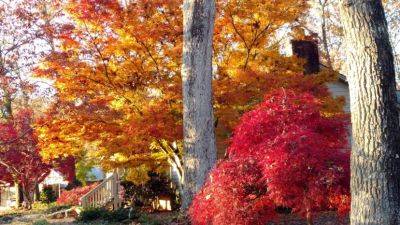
[291,40,320,75]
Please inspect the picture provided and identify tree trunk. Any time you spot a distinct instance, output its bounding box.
[21,187,32,210]
[306,213,313,225]
[14,182,22,208]
[155,140,184,198]
[339,1,400,224]
[181,0,217,210]
[169,154,184,198]
[319,0,333,69]
[34,183,40,202]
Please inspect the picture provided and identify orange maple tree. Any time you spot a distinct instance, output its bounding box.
[35,0,343,185]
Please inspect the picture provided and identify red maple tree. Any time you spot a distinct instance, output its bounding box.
[53,156,76,183]
[0,109,51,209]
[190,90,350,225]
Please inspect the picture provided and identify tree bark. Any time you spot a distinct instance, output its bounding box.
[34,182,40,202]
[155,140,184,197]
[181,0,217,210]
[319,0,333,69]
[339,1,400,224]
[21,187,32,210]
[14,182,21,208]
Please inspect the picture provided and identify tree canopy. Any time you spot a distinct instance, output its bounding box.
[35,0,343,184]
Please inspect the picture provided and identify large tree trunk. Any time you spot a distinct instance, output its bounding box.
[181,0,217,210]
[339,1,400,224]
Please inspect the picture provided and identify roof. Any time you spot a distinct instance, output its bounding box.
[319,64,347,83]
[42,170,69,185]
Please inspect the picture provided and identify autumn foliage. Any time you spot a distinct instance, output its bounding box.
[56,182,98,206]
[190,158,275,225]
[34,0,343,183]
[0,109,51,208]
[54,156,77,183]
[0,109,76,208]
[189,90,350,225]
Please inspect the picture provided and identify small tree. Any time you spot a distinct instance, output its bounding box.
[190,90,350,225]
[0,109,51,209]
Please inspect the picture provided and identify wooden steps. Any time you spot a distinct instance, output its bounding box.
[80,172,122,209]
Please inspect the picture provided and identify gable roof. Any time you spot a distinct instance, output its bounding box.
[42,170,69,185]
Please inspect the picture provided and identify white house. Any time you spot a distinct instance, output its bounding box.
[290,39,399,116]
[0,184,17,210]
[0,169,69,211]
[325,70,400,115]
[0,166,112,211]
[40,170,71,199]
[326,75,351,114]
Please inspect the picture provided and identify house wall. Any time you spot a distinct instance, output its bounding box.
[0,170,70,210]
[327,81,353,146]
[0,186,16,209]
[327,81,351,113]
[0,188,7,207]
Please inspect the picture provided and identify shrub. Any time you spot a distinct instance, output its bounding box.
[107,208,131,222]
[261,129,350,220]
[78,207,131,222]
[65,178,83,190]
[128,206,141,220]
[229,90,350,220]
[121,172,179,209]
[78,207,109,222]
[138,214,163,225]
[40,186,57,203]
[227,90,349,159]
[56,183,98,206]
[190,158,275,225]
[190,90,350,225]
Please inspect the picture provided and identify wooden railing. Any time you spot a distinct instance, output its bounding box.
[80,172,121,209]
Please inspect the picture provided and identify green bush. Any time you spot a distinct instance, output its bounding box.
[40,186,57,203]
[115,208,131,222]
[107,208,132,222]
[121,172,179,209]
[138,214,163,225]
[78,207,131,222]
[128,207,141,220]
[78,207,108,222]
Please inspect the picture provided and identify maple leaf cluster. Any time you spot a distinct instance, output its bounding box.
[189,90,350,225]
